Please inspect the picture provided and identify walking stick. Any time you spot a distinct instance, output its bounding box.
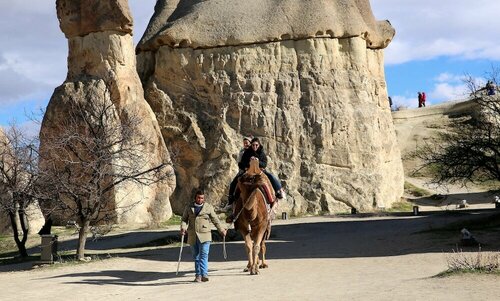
[176,233,185,275]
[223,235,227,260]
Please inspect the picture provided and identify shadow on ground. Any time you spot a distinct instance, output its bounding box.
[3,208,500,277]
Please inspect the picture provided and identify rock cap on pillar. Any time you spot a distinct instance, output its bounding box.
[56,0,133,38]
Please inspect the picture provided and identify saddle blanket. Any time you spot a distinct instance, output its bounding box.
[259,184,275,205]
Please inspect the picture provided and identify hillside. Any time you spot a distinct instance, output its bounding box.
[392,99,500,208]
[392,98,478,172]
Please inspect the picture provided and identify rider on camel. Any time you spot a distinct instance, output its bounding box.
[225,136,252,207]
[226,137,284,222]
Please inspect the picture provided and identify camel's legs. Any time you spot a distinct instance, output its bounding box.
[259,239,268,269]
[251,230,266,275]
[243,233,254,273]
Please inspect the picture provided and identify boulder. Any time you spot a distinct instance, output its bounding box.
[39,0,175,227]
[137,0,404,214]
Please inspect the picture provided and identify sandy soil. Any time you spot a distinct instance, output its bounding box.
[1,213,500,301]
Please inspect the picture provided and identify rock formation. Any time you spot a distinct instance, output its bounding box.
[0,127,44,234]
[136,0,404,214]
[39,0,175,227]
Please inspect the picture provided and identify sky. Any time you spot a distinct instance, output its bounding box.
[0,0,499,129]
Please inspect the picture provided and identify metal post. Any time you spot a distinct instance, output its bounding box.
[40,234,58,264]
[281,212,288,220]
[412,206,419,216]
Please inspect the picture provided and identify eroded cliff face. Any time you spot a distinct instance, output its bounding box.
[138,0,404,214]
[39,0,175,227]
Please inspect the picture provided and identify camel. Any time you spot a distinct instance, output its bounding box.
[234,158,274,275]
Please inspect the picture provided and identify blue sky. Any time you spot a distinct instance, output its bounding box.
[1,0,499,129]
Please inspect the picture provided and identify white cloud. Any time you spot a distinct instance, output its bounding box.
[429,83,469,102]
[371,0,500,64]
[0,0,66,110]
[391,95,418,110]
[0,0,498,124]
[0,0,156,120]
[0,57,52,107]
[434,73,466,84]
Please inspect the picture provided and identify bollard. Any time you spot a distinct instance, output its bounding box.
[281,212,288,220]
[412,206,419,216]
[351,208,357,215]
[40,234,58,264]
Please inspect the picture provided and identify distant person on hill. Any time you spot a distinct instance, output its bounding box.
[486,80,496,95]
[421,92,426,107]
[417,92,423,108]
[388,96,393,109]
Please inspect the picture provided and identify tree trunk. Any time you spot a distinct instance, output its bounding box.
[18,202,30,247]
[76,219,90,260]
[8,210,28,257]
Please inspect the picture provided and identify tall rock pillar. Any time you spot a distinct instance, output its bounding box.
[40,0,175,226]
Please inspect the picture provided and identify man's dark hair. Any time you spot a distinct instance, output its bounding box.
[195,190,204,197]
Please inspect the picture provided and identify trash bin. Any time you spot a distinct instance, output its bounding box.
[413,206,419,216]
[40,234,58,264]
[281,212,288,220]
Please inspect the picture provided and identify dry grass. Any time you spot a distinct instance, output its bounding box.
[159,214,182,227]
[437,247,500,277]
[0,235,39,255]
[387,199,414,212]
[404,181,433,197]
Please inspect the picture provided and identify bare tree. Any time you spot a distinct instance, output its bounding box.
[40,82,173,260]
[414,66,500,185]
[0,124,41,257]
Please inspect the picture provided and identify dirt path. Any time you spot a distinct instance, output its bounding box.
[1,214,500,300]
[406,177,499,213]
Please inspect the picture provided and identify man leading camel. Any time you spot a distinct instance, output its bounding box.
[181,190,227,282]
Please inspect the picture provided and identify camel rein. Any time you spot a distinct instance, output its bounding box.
[231,187,271,224]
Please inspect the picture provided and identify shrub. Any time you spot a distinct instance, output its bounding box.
[442,247,500,276]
